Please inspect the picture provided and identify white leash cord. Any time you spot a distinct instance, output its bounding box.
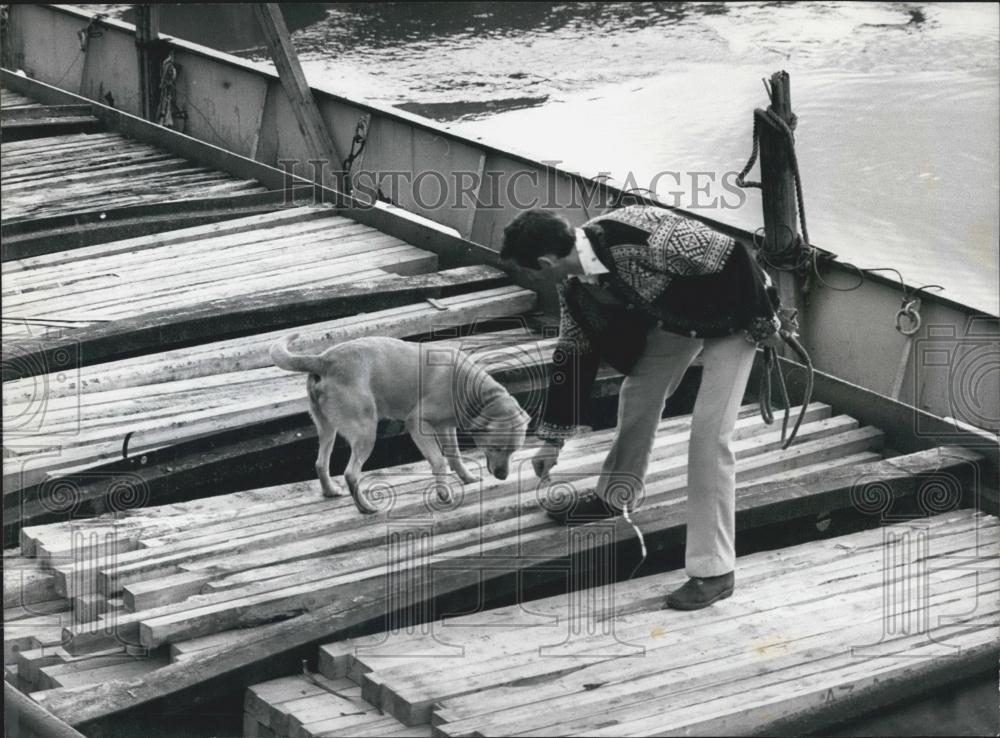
[622,500,647,569]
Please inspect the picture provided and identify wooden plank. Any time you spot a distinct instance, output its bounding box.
[262,679,369,736]
[440,589,997,736]
[4,215,361,298]
[5,266,507,374]
[0,70,537,312]
[171,630,254,664]
[1,104,94,120]
[386,527,998,730]
[20,336,552,588]
[172,408,836,588]
[15,647,63,692]
[2,149,177,182]
[22,480,325,564]
[76,422,878,652]
[3,285,529,406]
[3,287,535,496]
[676,630,997,738]
[3,159,198,195]
[34,651,137,692]
[147,410,757,615]
[4,610,68,662]
[42,651,168,690]
[4,561,58,607]
[3,680,87,738]
[50,418,847,651]
[16,645,127,693]
[579,626,998,738]
[421,511,993,727]
[70,410,843,603]
[0,190,317,262]
[5,599,71,622]
[0,116,102,142]
[7,358,590,546]
[51,411,849,612]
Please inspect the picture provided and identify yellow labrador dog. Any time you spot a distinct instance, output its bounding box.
[270,334,530,514]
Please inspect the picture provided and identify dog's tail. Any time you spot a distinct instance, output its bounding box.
[269,333,326,375]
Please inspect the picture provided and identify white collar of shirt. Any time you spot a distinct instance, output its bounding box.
[574,228,609,284]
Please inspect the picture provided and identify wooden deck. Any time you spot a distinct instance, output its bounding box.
[241,508,997,738]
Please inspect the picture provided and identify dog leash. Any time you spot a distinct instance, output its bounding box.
[621,500,647,572]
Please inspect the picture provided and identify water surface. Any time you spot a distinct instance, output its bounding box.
[101,2,999,312]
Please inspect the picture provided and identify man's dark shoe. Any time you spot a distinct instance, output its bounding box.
[546,493,623,525]
[664,571,735,610]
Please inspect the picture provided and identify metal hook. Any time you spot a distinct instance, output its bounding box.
[121,431,135,461]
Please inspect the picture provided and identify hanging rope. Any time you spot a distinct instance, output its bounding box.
[156,50,184,129]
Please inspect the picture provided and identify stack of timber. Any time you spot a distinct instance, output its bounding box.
[4,390,987,730]
[245,507,998,737]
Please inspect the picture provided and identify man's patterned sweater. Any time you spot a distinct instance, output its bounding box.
[538,205,780,443]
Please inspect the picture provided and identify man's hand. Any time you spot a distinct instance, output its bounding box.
[532,442,562,481]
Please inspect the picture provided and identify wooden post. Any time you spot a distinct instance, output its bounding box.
[134,5,160,121]
[252,3,347,197]
[756,70,803,351]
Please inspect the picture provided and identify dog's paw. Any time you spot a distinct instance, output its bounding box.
[434,482,454,504]
[457,471,480,485]
[320,482,346,498]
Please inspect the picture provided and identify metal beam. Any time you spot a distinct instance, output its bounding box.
[134,4,160,120]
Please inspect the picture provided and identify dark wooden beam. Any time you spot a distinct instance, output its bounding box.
[0,189,315,260]
[3,266,511,378]
[251,4,346,194]
[0,105,103,140]
[758,71,798,256]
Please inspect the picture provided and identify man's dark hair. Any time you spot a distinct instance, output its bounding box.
[500,209,575,270]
